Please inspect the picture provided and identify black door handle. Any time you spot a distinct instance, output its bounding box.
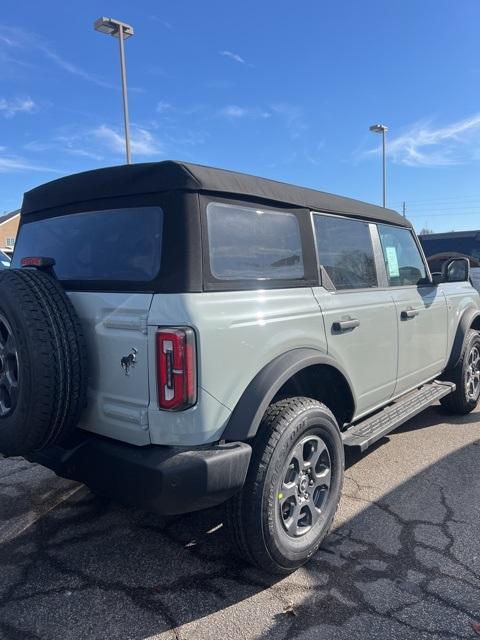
[401,308,419,320]
[332,318,360,332]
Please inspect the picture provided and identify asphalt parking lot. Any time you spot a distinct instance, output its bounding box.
[0,405,479,640]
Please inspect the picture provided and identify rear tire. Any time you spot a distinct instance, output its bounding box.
[227,397,344,574]
[440,329,480,414]
[0,269,88,456]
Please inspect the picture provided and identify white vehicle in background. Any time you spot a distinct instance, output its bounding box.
[0,250,10,269]
[419,230,480,293]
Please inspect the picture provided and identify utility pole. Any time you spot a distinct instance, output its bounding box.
[94,17,134,164]
[369,124,388,208]
[402,201,406,218]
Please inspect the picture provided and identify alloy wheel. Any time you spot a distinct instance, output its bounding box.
[277,433,332,537]
[465,345,480,402]
[0,313,19,418]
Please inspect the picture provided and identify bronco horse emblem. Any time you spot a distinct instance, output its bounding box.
[121,347,138,376]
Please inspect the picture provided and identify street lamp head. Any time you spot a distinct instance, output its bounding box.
[94,17,134,39]
[369,123,388,134]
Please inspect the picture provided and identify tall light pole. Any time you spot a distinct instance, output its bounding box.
[94,17,134,164]
[369,123,388,208]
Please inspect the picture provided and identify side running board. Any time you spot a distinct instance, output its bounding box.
[342,380,455,452]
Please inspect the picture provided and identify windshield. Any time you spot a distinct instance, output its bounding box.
[12,207,163,282]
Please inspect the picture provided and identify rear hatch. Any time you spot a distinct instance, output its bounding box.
[12,205,163,445]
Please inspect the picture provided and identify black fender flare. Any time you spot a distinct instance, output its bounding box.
[222,348,356,442]
[446,307,480,370]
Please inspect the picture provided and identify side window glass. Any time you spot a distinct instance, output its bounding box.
[313,214,378,290]
[206,202,304,281]
[378,225,427,286]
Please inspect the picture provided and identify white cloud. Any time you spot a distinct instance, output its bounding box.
[0,25,115,89]
[367,113,480,167]
[219,105,270,119]
[0,97,36,118]
[219,50,246,64]
[24,134,104,161]
[271,104,308,140]
[220,105,247,118]
[149,17,173,30]
[40,46,115,89]
[156,101,174,114]
[0,152,59,174]
[93,125,165,156]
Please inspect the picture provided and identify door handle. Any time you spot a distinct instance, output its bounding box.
[332,318,360,332]
[401,308,419,320]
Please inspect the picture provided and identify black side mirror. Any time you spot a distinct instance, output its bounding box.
[442,257,470,283]
[431,272,443,285]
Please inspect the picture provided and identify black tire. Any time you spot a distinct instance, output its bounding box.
[440,329,480,414]
[227,397,344,574]
[0,268,88,456]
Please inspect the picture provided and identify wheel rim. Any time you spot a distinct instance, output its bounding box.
[465,345,480,402]
[277,433,332,538]
[0,313,19,418]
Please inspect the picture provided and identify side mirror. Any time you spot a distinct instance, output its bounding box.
[431,272,443,285]
[442,257,470,283]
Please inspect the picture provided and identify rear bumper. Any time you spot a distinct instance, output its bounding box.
[28,434,252,515]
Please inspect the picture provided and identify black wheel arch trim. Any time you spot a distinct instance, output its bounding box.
[446,308,480,371]
[222,348,356,442]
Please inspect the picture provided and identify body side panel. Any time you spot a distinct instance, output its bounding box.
[147,288,329,444]
[312,286,398,416]
[67,291,154,445]
[389,284,448,395]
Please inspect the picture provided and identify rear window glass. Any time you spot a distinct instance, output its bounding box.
[206,202,304,281]
[313,214,377,289]
[12,207,163,282]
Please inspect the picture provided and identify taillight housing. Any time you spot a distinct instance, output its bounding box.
[156,327,197,411]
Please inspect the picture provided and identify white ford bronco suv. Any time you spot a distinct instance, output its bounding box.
[0,161,479,574]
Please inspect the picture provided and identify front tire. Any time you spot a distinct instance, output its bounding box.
[441,329,480,414]
[227,397,344,574]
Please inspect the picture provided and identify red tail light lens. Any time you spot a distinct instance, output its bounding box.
[156,328,197,411]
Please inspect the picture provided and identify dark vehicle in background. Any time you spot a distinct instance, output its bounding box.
[0,250,10,269]
[419,230,480,292]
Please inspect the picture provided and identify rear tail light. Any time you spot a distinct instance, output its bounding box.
[156,327,197,411]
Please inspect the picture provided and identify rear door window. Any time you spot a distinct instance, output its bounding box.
[206,202,304,281]
[313,214,378,289]
[12,207,163,282]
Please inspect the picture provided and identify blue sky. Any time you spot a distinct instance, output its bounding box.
[1,0,480,232]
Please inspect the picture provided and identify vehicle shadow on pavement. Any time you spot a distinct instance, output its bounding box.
[395,404,480,433]
[0,412,479,639]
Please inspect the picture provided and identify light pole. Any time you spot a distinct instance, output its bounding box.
[369,123,388,208]
[94,17,134,164]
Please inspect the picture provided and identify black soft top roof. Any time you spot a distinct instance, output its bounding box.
[22,160,410,227]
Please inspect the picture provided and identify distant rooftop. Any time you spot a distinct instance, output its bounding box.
[0,210,20,225]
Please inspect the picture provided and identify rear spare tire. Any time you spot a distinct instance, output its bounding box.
[0,268,87,456]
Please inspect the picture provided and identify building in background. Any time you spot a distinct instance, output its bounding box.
[0,210,20,252]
